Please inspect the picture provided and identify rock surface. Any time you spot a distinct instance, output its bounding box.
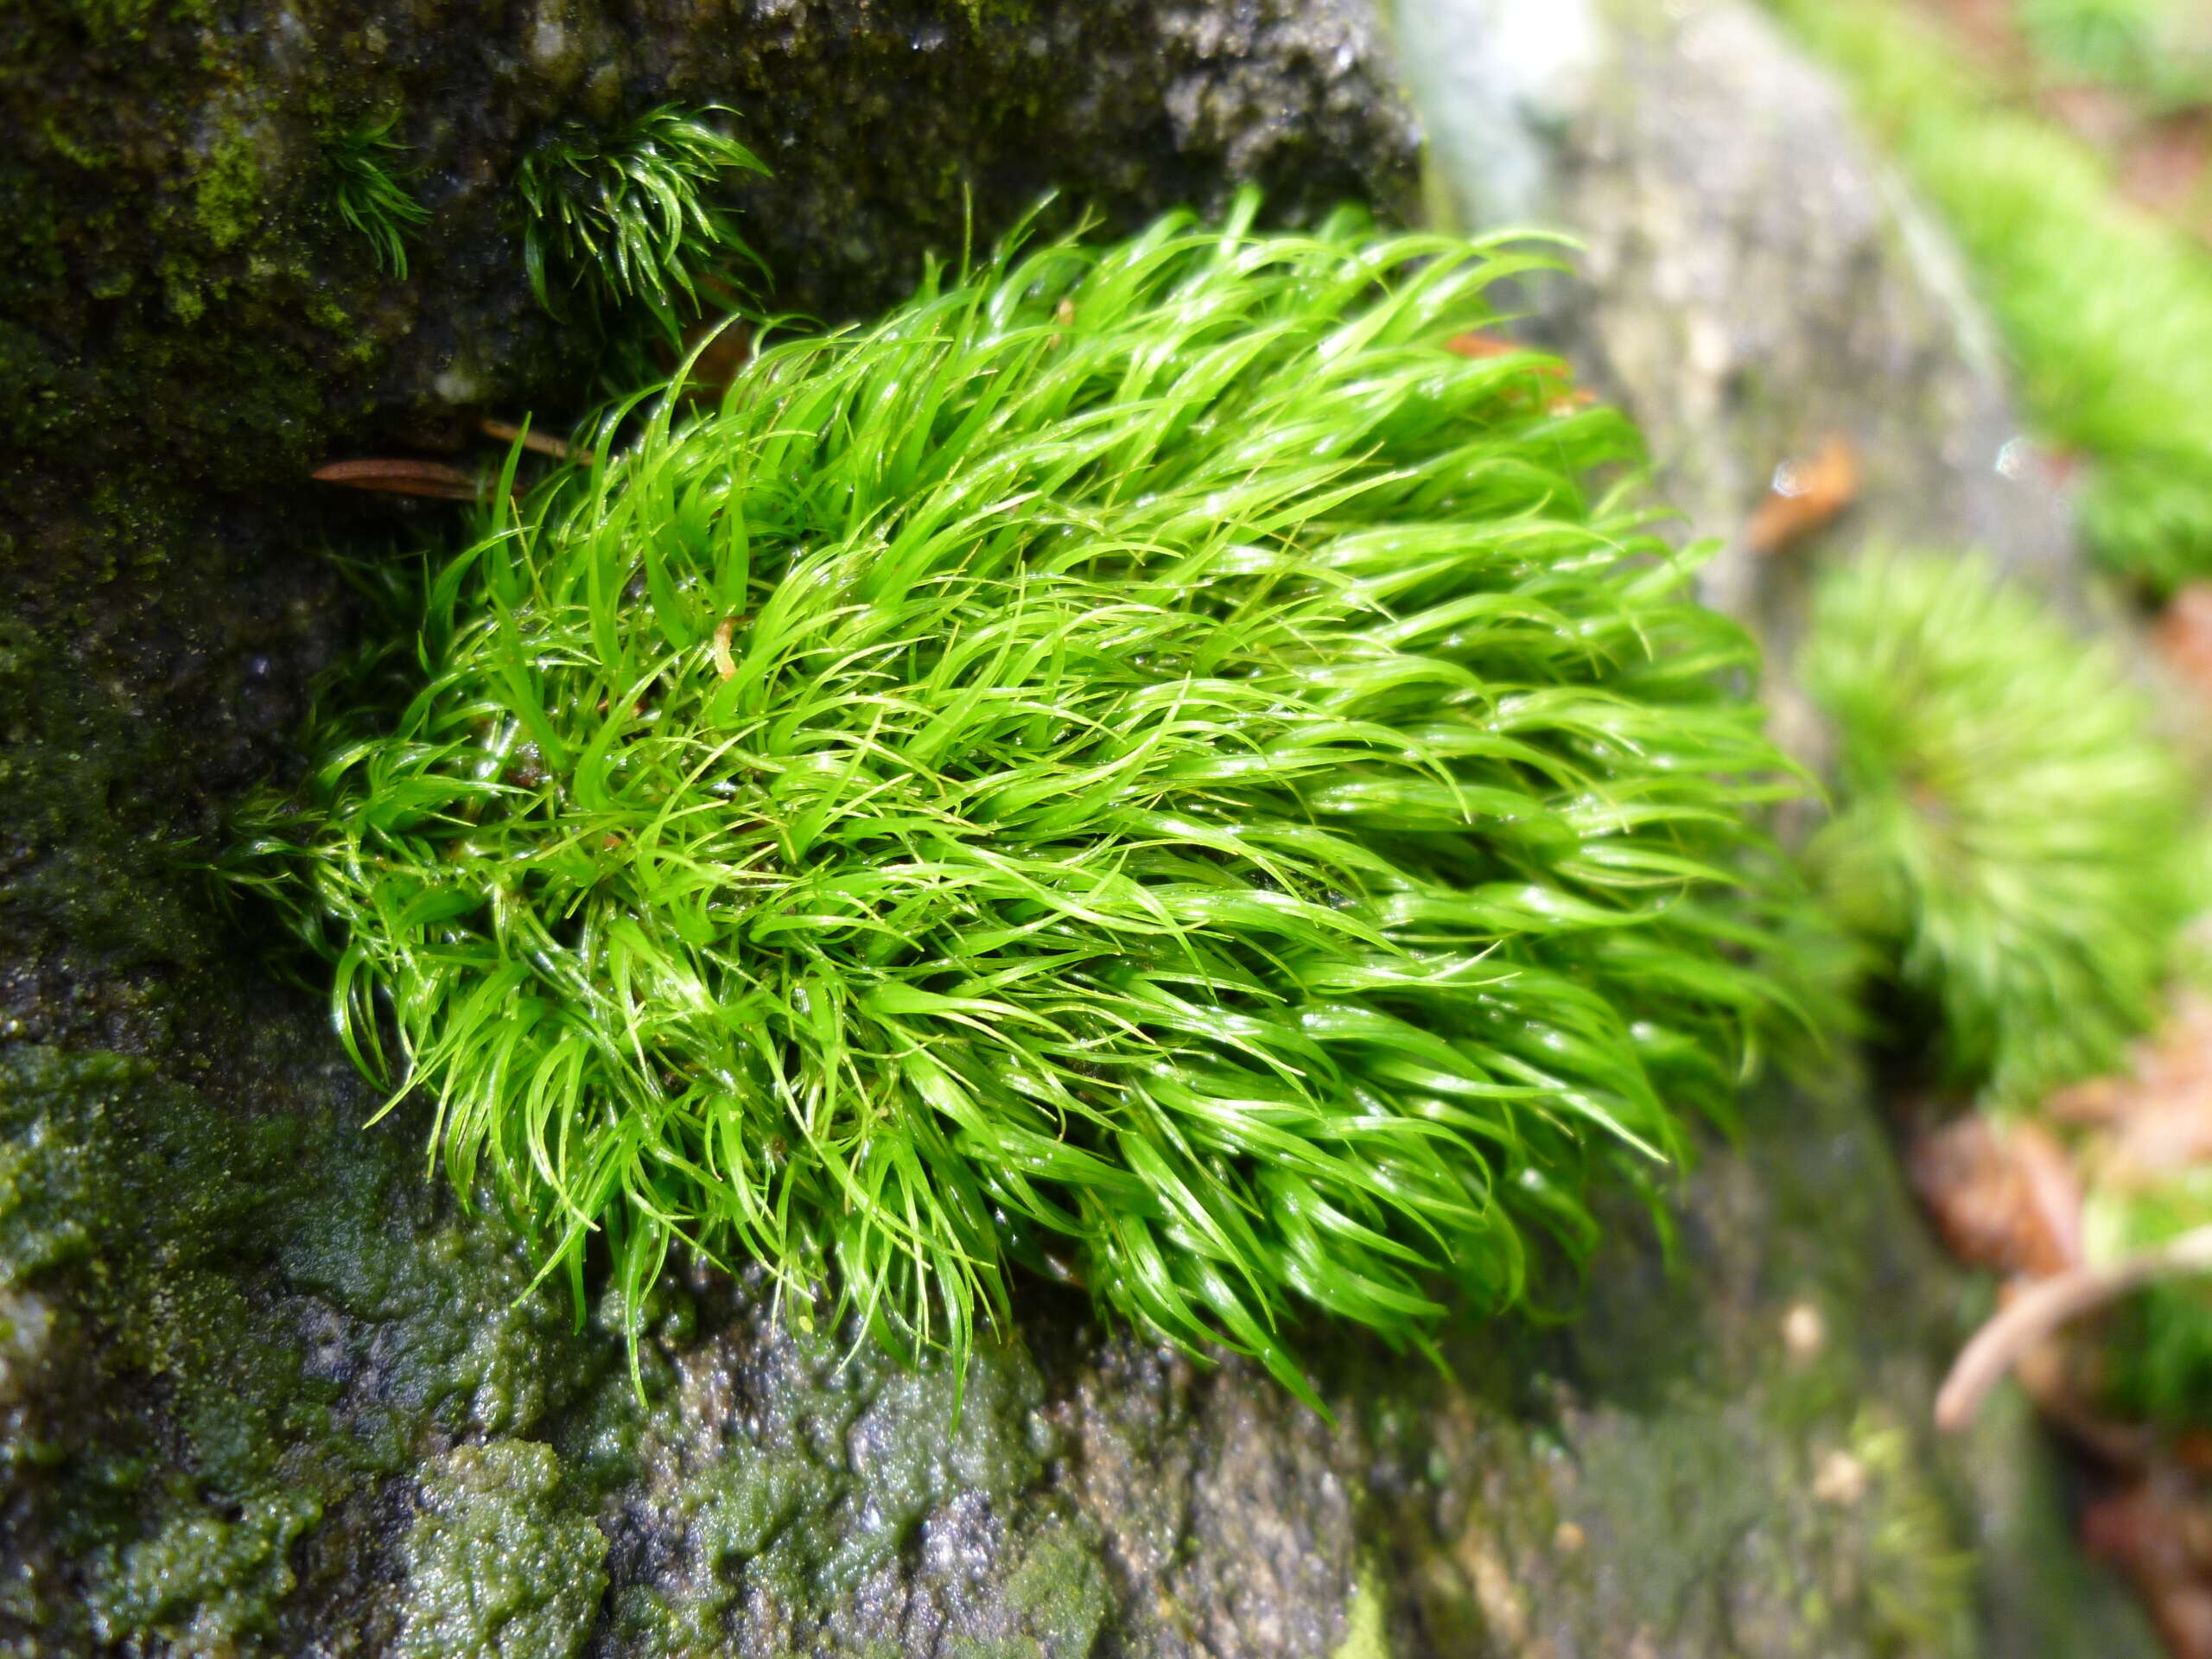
[1400,0,2083,660]
[0,0,2162,1654]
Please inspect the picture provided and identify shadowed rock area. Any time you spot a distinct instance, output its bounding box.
[0,0,2163,1653]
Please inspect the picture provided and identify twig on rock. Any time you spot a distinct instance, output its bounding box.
[1936,1224,2212,1430]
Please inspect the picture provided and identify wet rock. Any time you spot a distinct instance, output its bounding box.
[400,1443,608,1659]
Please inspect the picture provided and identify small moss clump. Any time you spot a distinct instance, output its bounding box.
[237,200,1802,1401]
[514,104,767,339]
[328,114,429,278]
[1799,550,2191,1103]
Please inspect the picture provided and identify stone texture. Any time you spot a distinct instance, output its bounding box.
[1399,0,2087,721]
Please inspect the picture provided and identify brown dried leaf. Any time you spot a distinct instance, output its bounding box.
[1444,331,1519,360]
[2013,1336,2157,1468]
[1444,333,1592,417]
[2120,112,2212,224]
[1908,1114,2084,1278]
[2050,998,2212,1189]
[2083,1476,2212,1659]
[2158,585,2212,703]
[671,318,755,400]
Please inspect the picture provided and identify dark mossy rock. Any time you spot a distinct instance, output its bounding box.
[0,1038,2152,1656]
[1,0,1416,502]
[0,1,2161,1654]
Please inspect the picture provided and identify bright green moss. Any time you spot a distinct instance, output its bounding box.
[1799,550,2191,1103]
[513,104,767,340]
[1330,1562,1392,1659]
[234,198,1804,1403]
[1767,0,2212,592]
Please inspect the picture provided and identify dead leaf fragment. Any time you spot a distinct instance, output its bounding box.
[1812,1449,1868,1507]
[2082,1474,2212,1659]
[1443,332,1593,418]
[671,317,755,400]
[1908,1115,2083,1279]
[2050,997,2212,1189]
[2012,1335,2157,1468]
[1745,435,1859,554]
[2158,585,2212,703]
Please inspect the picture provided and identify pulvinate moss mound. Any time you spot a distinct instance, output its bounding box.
[240,200,1800,1399]
[1801,550,2192,1104]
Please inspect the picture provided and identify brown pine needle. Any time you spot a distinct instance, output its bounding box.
[1444,332,1517,359]
[311,459,485,501]
[480,419,594,466]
